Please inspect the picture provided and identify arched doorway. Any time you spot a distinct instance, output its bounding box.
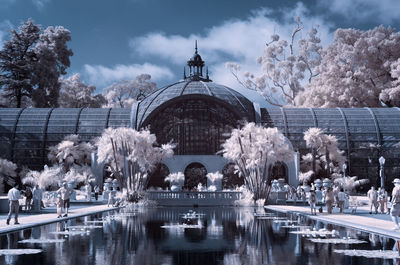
[222,163,244,189]
[147,163,170,190]
[184,162,207,190]
[268,162,288,183]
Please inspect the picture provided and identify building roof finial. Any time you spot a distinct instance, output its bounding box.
[183,67,186,79]
[195,40,198,54]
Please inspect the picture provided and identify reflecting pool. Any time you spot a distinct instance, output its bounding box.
[0,207,399,265]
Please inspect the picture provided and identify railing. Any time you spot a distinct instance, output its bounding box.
[146,191,242,206]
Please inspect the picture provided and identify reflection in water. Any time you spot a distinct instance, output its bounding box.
[0,207,398,264]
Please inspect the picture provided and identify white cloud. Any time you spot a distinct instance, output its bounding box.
[129,3,333,99]
[83,63,175,88]
[31,0,51,10]
[319,0,400,23]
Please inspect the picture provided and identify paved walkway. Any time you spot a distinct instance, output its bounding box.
[0,203,120,235]
[265,203,400,240]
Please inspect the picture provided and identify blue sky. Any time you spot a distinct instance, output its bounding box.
[1,0,400,106]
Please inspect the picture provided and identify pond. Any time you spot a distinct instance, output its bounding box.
[0,207,398,265]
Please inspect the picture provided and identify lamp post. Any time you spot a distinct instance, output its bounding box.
[342,163,347,192]
[379,156,385,189]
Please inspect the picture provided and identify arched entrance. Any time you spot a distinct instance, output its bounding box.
[268,162,288,183]
[222,163,244,189]
[147,163,170,190]
[184,162,207,190]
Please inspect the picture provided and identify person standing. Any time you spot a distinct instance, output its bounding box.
[32,185,43,213]
[390,179,400,230]
[378,187,388,214]
[86,183,92,202]
[108,187,114,207]
[57,182,73,217]
[24,186,33,211]
[337,188,346,214]
[367,186,378,214]
[309,188,317,215]
[325,187,334,214]
[7,184,21,225]
[94,185,100,201]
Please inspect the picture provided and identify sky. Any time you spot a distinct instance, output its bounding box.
[1,0,400,107]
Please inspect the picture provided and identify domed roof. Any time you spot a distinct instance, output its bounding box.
[133,79,255,129]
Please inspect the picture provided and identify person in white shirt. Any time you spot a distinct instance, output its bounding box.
[7,184,21,225]
[390,178,400,230]
[57,182,73,217]
[337,188,346,214]
[367,186,378,214]
[32,185,43,212]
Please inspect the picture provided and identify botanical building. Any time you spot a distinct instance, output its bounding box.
[1,48,400,191]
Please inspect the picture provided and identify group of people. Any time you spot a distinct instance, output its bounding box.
[308,185,348,215]
[6,184,43,225]
[367,186,389,214]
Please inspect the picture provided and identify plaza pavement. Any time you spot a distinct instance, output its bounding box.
[0,203,120,235]
[265,201,400,240]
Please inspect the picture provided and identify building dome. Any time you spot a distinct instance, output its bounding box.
[132,79,256,129]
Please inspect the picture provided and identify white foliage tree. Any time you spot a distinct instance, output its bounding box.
[47,134,94,185]
[222,123,294,202]
[303,128,346,180]
[48,134,94,171]
[165,172,184,190]
[206,172,223,191]
[0,158,17,192]
[102,74,157,108]
[58,74,105,108]
[296,25,400,107]
[22,165,64,190]
[226,17,322,106]
[96,127,174,201]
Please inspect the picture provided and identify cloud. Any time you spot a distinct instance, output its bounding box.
[31,0,51,10]
[129,3,333,98]
[319,0,400,24]
[83,63,175,88]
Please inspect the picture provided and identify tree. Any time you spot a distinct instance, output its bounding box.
[0,19,73,107]
[95,127,174,201]
[222,123,294,203]
[226,17,322,106]
[59,74,106,108]
[296,26,400,107]
[102,74,157,108]
[47,134,94,185]
[0,158,17,192]
[48,134,94,171]
[303,128,346,181]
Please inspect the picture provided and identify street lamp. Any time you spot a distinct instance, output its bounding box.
[343,163,347,192]
[379,156,385,189]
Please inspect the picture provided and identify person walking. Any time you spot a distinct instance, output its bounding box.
[390,178,400,230]
[325,187,334,214]
[32,185,43,213]
[378,187,388,214]
[309,188,317,215]
[57,182,73,217]
[337,188,346,214]
[6,184,21,225]
[367,186,378,214]
[94,185,100,201]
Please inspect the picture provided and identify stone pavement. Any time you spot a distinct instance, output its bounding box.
[265,202,400,240]
[0,203,120,235]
